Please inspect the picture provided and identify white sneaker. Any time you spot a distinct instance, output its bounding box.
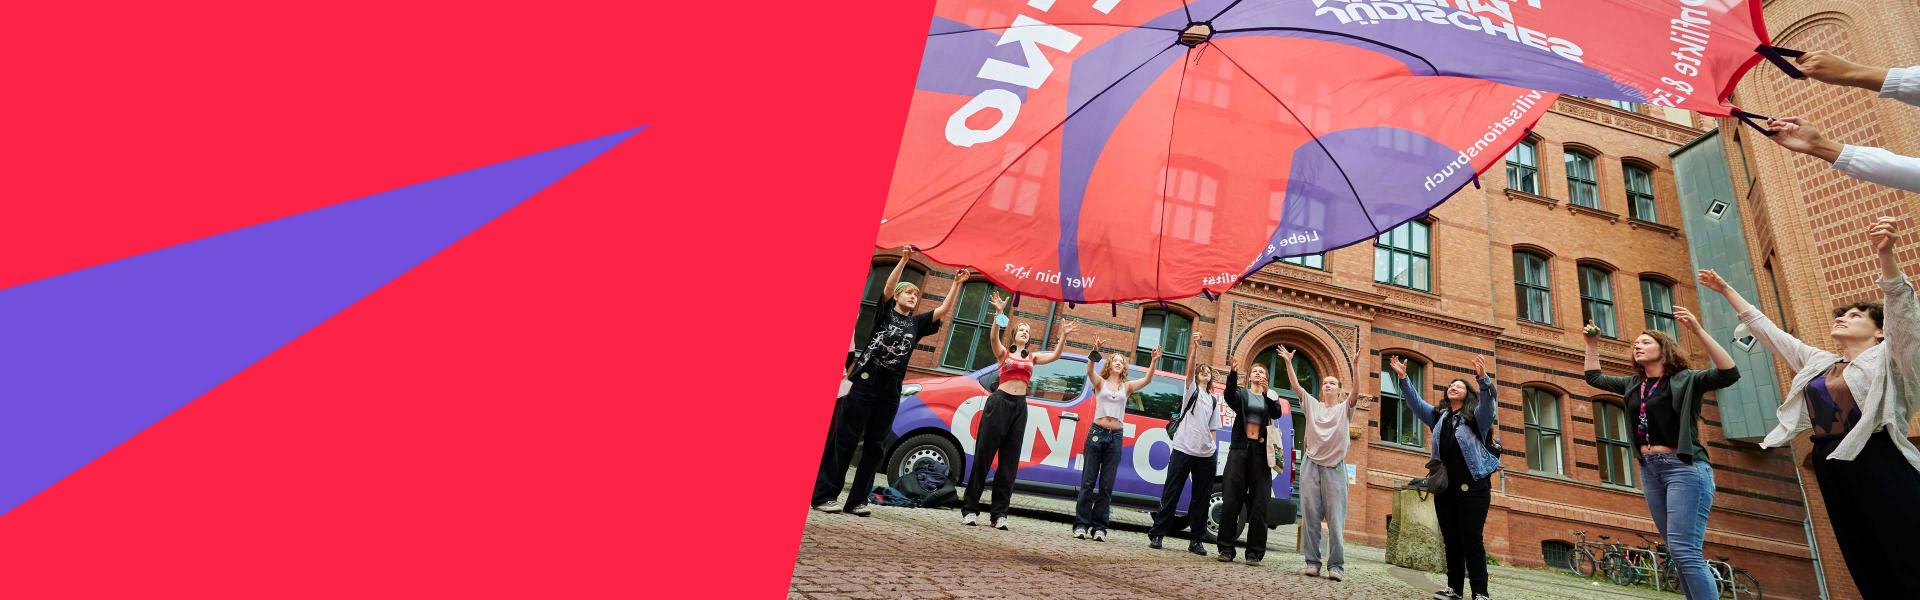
[1300,565,1320,577]
[1092,530,1107,542]
[962,513,978,526]
[1327,567,1344,581]
[993,516,1009,530]
[844,503,872,517]
[813,500,843,513]
[1073,527,1087,539]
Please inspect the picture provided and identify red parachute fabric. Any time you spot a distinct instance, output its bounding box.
[877,0,1773,303]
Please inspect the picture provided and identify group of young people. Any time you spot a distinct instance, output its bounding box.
[812,50,1920,600]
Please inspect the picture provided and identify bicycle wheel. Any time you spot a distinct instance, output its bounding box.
[1569,549,1598,578]
[1603,555,1638,586]
[1733,570,1761,600]
[1658,562,1680,592]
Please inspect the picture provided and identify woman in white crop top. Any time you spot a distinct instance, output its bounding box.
[1070,337,1160,541]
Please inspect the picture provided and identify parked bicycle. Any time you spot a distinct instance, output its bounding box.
[1564,530,1622,579]
[1709,555,1762,600]
[1603,533,1672,589]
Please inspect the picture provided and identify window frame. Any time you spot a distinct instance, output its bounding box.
[1378,355,1427,449]
[1135,309,1193,374]
[1624,164,1658,223]
[1280,253,1326,270]
[1578,264,1618,339]
[1374,220,1433,293]
[1505,139,1539,194]
[1513,251,1554,326]
[938,281,1005,372]
[1641,278,1679,338]
[1523,387,1565,476]
[1593,400,1637,487]
[1564,150,1600,209]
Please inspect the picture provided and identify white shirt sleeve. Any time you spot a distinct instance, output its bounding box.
[1881,66,1920,107]
[1834,145,1920,194]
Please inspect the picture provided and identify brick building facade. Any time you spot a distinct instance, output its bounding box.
[1712,2,1920,598]
[854,93,1820,597]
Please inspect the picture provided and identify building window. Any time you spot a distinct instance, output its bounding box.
[1135,309,1192,373]
[1579,265,1618,338]
[1524,387,1565,475]
[1514,251,1553,325]
[1505,139,1539,194]
[1255,345,1320,406]
[987,146,1045,216]
[1156,166,1218,244]
[1374,220,1432,292]
[1625,165,1657,223]
[1281,253,1325,270]
[939,281,1005,371]
[1641,279,1678,337]
[1607,99,1641,113]
[855,262,928,349]
[1564,151,1599,209]
[1595,401,1636,487]
[1379,356,1426,448]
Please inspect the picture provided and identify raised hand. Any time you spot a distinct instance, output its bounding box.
[1795,51,1886,89]
[1675,306,1704,332]
[988,291,1008,315]
[1275,345,1295,362]
[901,246,916,257]
[1059,321,1077,339]
[1870,216,1898,255]
[1764,117,1844,162]
[1471,356,1487,379]
[1696,269,1731,295]
[1583,320,1602,340]
[1388,356,1408,377]
[954,268,972,284]
[1148,345,1164,370]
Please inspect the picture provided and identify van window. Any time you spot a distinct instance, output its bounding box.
[1027,358,1089,402]
[1128,374,1188,421]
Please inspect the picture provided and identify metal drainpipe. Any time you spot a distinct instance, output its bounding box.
[1040,301,1059,351]
[1790,445,1830,599]
[1480,173,1510,495]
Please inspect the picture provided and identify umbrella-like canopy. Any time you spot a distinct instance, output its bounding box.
[876,0,1776,303]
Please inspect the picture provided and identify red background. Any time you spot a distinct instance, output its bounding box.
[0,1,929,596]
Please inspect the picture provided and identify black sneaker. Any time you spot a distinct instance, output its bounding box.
[1432,590,1462,600]
[1148,535,1163,549]
[1245,555,1263,566]
[1188,542,1207,556]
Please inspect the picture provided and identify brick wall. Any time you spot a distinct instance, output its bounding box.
[859,95,1818,598]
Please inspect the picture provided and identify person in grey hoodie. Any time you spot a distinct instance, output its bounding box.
[1277,347,1365,582]
[1763,51,1920,193]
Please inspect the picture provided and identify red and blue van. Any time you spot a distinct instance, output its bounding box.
[882,353,1297,536]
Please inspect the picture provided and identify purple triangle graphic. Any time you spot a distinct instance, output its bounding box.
[0,127,641,516]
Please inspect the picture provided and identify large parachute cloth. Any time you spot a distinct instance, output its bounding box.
[876,0,1774,303]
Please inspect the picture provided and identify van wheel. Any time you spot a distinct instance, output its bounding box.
[888,433,962,485]
[1205,482,1226,540]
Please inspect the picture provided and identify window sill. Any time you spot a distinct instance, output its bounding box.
[1373,282,1440,301]
[1627,218,1680,238]
[1504,188,1557,208]
[1566,203,1620,223]
[1513,320,1563,340]
[1370,441,1430,455]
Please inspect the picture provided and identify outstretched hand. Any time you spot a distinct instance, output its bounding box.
[1675,306,1705,333]
[1764,117,1844,163]
[1696,269,1730,295]
[1388,356,1408,377]
[1870,216,1899,255]
[988,291,1008,315]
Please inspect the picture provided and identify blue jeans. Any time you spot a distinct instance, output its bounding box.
[1641,454,1716,600]
[1074,424,1123,532]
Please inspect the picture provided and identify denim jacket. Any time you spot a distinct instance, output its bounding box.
[1392,371,1500,481]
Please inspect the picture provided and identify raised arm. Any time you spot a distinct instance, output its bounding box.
[987,292,1009,361]
[1767,117,1920,193]
[1676,306,1741,390]
[1033,321,1074,365]
[928,268,971,324]
[1086,336,1106,383]
[1795,51,1898,98]
[1471,356,1497,436]
[1388,356,1436,427]
[881,247,913,301]
[1582,321,1604,373]
[1277,346,1309,406]
[1183,332,1202,381]
[1224,368,1246,415]
[1872,218,1920,409]
[1699,269,1825,372]
[1125,346,1163,394]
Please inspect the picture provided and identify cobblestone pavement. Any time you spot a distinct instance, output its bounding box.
[792,485,1672,600]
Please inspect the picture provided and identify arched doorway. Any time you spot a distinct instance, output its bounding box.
[1241,329,1339,499]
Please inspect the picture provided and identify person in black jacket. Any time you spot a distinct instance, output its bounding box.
[1215,350,1291,566]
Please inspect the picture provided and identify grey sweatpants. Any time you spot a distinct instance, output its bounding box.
[1300,461,1349,570]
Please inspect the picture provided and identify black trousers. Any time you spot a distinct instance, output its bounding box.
[963,390,1029,519]
[1435,488,1491,596]
[1811,430,1920,600]
[1148,449,1216,541]
[1215,447,1271,559]
[811,376,901,507]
